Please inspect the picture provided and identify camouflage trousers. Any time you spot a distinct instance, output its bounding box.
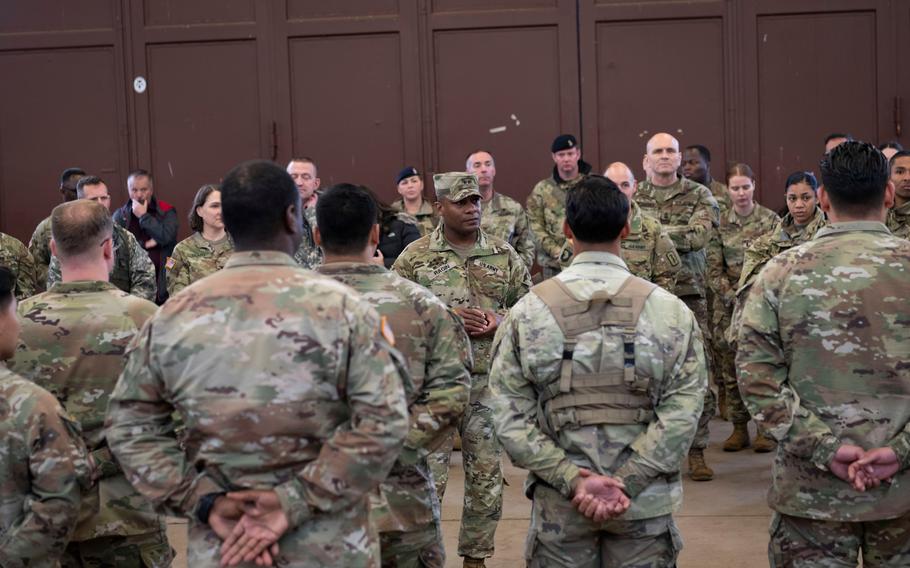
[187,497,380,567]
[681,295,717,450]
[380,520,445,568]
[427,378,503,559]
[526,483,682,567]
[769,511,910,567]
[62,529,174,567]
[713,301,750,424]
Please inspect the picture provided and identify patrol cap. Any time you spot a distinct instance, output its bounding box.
[395,166,419,185]
[433,172,481,202]
[551,134,578,153]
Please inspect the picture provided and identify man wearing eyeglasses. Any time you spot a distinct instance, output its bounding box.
[45,176,156,301]
[8,199,173,567]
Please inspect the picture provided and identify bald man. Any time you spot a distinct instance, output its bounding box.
[558,163,680,290]
[637,132,718,481]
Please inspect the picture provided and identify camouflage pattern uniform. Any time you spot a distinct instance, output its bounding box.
[706,204,779,424]
[737,221,910,566]
[558,201,681,290]
[165,232,234,296]
[480,192,536,270]
[0,365,92,568]
[294,211,323,269]
[635,177,719,452]
[526,164,591,278]
[708,179,731,214]
[0,232,38,299]
[727,208,828,347]
[106,251,410,568]
[392,198,438,237]
[8,281,171,566]
[887,200,910,239]
[489,251,706,566]
[317,261,472,568]
[393,222,531,560]
[28,216,53,292]
[47,224,157,301]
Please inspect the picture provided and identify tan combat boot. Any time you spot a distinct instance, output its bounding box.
[463,557,486,568]
[723,422,751,452]
[688,449,714,481]
[753,430,777,453]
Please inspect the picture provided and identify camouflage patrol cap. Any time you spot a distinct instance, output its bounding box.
[433,172,481,202]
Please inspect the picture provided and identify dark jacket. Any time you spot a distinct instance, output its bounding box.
[379,213,421,269]
[113,196,178,304]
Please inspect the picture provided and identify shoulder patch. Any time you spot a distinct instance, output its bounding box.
[380,315,396,346]
[666,250,681,267]
[165,256,176,269]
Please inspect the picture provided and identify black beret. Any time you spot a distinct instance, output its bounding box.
[395,166,420,185]
[551,134,578,153]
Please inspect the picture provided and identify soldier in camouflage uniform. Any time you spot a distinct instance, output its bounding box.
[288,158,324,269]
[166,184,234,295]
[394,172,531,567]
[636,132,719,481]
[28,168,86,291]
[705,164,779,453]
[106,161,410,568]
[737,141,910,566]
[393,166,438,236]
[526,134,592,279]
[683,144,731,214]
[887,150,910,239]
[465,151,536,269]
[0,231,37,299]
[727,172,827,350]
[315,183,472,567]
[0,265,93,568]
[46,177,157,301]
[8,200,172,567]
[559,162,681,290]
[490,176,706,567]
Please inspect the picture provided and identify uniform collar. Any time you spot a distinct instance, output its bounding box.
[317,261,388,275]
[48,280,120,294]
[815,221,891,238]
[225,250,297,268]
[569,250,629,271]
[428,223,498,256]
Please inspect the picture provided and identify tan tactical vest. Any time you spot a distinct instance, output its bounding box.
[532,275,657,433]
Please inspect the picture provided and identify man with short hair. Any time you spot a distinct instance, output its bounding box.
[287,158,323,269]
[47,176,156,300]
[466,150,535,269]
[0,264,92,566]
[0,231,37,299]
[738,140,910,566]
[560,162,680,290]
[113,170,178,303]
[887,149,910,238]
[490,175,706,567]
[394,172,531,567]
[683,144,731,213]
[28,167,85,289]
[637,132,719,481]
[526,134,592,278]
[9,199,172,567]
[106,160,410,567]
[315,183,472,567]
[824,133,852,154]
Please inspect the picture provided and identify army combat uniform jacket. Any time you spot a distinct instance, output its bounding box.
[636,178,719,298]
[490,251,707,518]
[0,366,92,568]
[0,232,37,299]
[887,200,910,239]
[480,192,535,270]
[166,231,234,296]
[737,222,910,521]
[9,281,163,543]
[392,198,438,237]
[106,251,410,567]
[526,163,592,276]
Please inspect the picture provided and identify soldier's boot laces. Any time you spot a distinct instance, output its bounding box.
[753,430,777,453]
[723,422,751,452]
[463,557,486,568]
[688,449,714,481]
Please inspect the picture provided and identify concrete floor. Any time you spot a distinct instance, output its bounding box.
[166,419,774,567]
